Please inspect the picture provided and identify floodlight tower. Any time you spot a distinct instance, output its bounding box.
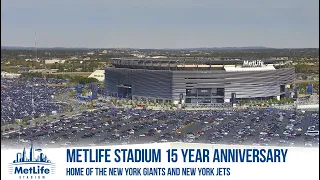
[35,32,37,63]
[31,85,36,120]
[31,32,37,120]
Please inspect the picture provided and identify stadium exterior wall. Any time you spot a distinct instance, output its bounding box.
[104,67,173,100]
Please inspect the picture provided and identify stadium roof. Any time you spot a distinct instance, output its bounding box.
[107,58,286,70]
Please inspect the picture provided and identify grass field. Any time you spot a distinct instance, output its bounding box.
[52,72,91,77]
[295,80,319,84]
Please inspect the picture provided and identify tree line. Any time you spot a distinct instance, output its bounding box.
[19,72,98,84]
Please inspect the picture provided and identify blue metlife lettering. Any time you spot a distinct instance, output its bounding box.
[66,149,112,162]
[14,166,50,174]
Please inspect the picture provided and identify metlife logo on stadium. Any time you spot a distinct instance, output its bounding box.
[8,143,55,179]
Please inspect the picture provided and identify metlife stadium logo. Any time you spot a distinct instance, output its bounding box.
[8,143,55,179]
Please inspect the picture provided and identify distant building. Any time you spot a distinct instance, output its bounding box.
[70,56,78,60]
[88,70,105,81]
[25,59,40,62]
[45,59,66,64]
[274,57,289,60]
[1,72,21,78]
[131,54,146,58]
[150,56,168,59]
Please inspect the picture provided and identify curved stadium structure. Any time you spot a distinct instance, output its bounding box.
[104,58,295,105]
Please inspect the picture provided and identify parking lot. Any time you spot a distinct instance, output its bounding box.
[1,78,69,125]
[1,108,319,149]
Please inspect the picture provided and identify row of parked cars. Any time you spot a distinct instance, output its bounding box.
[1,107,319,148]
[1,78,69,125]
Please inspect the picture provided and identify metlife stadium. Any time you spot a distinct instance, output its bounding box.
[104,58,295,105]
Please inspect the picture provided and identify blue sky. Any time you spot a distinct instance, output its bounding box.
[1,0,319,48]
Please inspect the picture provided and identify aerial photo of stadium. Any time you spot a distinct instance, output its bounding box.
[105,58,295,105]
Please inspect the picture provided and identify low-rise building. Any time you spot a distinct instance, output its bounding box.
[1,72,21,78]
[45,59,66,64]
[88,70,105,81]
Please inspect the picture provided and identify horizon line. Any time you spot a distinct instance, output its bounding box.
[1,45,319,50]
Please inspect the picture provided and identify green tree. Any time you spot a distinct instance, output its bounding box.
[58,64,64,72]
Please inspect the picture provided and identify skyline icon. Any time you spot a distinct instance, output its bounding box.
[13,143,51,163]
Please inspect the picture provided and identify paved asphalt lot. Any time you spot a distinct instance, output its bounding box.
[1,78,69,125]
[1,108,318,149]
